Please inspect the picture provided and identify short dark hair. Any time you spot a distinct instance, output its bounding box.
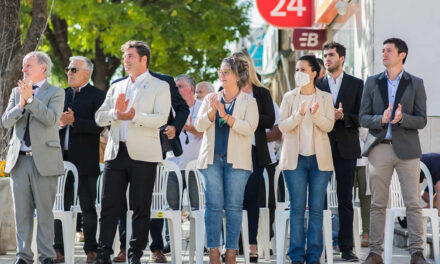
[383,38,408,64]
[121,40,151,68]
[323,41,346,58]
[222,56,249,89]
[298,55,321,85]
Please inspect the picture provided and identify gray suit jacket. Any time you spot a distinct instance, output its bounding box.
[359,71,427,160]
[2,81,65,176]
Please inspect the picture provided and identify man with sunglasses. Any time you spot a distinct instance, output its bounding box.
[54,56,105,263]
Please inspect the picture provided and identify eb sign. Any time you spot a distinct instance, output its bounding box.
[292,29,327,51]
[256,0,312,28]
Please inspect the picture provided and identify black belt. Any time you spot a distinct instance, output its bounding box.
[19,151,33,156]
[380,139,392,144]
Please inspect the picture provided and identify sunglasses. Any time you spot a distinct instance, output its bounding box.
[65,67,80,74]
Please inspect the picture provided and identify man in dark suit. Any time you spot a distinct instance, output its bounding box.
[360,38,428,264]
[111,69,189,263]
[54,56,105,263]
[317,41,363,262]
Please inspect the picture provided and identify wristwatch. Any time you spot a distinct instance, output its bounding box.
[26,97,33,104]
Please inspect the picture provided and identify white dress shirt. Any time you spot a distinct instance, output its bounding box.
[20,79,46,151]
[327,71,344,105]
[116,71,148,142]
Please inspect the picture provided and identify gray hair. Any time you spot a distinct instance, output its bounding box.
[23,51,53,78]
[69,56,94,77]
[196,81,215,93]
[175,74,196,90]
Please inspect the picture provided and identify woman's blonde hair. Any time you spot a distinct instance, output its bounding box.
[231,51,264,87]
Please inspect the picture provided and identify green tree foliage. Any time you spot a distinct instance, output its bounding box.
[42,0,251,89]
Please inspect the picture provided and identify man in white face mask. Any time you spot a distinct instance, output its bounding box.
[316,41,364,262]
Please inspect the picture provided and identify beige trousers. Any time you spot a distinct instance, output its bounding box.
[368,143,424,255]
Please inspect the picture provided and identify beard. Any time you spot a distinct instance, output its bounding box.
[327,62,341,73]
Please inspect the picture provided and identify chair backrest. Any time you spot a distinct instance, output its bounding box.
[389,170,405,208]
[420,161,435,209]
[53,161,79,211]
[274,165,289,210]
[185,160,205,211]
[151,160,182,211]
[326,172,338,209]
[262,168,269,208]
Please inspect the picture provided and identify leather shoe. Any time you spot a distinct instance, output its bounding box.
[410,252,428,264]
[14,259,27,264]
[53,250,64,263]
[128,255,141,264]
[151,249,167,263]
[42,258,54,264]
[341,250,359,262]
[86,251,98,263]
[93,254,111,264]
[362,252,383,264]
[113,249,126,262]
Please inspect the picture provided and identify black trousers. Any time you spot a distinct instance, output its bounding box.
[243,146,265,245]
[332,144,357,252]
[97,143,157,259]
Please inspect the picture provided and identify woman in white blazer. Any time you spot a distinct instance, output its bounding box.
[278,55,335,264]
[195,56,259,264]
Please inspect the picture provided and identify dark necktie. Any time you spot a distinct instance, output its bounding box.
[23,85,38,147]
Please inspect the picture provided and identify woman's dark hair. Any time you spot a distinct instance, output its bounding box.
[298,55,321,85]
[222,56,249,89]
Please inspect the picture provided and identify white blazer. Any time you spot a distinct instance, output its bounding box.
[95,71,171,163]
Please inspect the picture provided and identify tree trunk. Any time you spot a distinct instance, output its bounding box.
[92,38,120,91]
[45,15,72,68]
[0,0,48,159]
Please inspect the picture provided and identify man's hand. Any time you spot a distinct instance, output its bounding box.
[391,103,402,124]
[164,125,176,139]
[115,93,129,112]
[17,80,34,108]
[310,102,319,114]
[335,102,343,120]
[60,107,75,126]
[183,116,203,138]
[115,107,135,121]
[382,103,393,124]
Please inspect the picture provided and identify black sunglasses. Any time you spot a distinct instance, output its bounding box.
[65,67,79,73]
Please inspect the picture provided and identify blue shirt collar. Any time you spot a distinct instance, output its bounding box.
[384,69,404,82]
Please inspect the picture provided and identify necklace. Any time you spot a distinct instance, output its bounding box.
[222,90,239,104]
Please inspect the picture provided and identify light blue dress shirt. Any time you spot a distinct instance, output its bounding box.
[384,69,404,140]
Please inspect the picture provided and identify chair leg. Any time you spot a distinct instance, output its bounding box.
[383,209,395,264]
[189,217,196,264]
[32,214,38,264]
[195,214,205,264]
[430,213,439,264]
[61,213,76,264]
[241,210,250,264]
[323,210,333,264]
[260,208,271,260]
[169,214,182,264]
[275,210,288,264]
[125,210,133,264]
[353,207,361,257]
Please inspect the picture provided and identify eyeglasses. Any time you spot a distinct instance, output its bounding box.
[217,69,232,76]
[65,67,80,74]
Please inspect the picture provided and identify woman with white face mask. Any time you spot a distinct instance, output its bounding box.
[278,55,335,264]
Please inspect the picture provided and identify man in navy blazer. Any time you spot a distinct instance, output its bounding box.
[317,41,364,262]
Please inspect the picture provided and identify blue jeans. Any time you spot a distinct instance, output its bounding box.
[198,154,251,250]
[283,155,332,264]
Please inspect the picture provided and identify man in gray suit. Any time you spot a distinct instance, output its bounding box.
[359,38,428,264]
[1,51,65,264]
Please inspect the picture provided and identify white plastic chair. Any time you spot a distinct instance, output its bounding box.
[257,168,271,260]
[383,163,439,264]
[126,160,183,264]
[32,161,79,264]
[185,160,250,264]
[326,172,362,257]
[274,166,333,264]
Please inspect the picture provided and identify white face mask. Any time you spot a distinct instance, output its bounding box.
[295,71,311,87]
